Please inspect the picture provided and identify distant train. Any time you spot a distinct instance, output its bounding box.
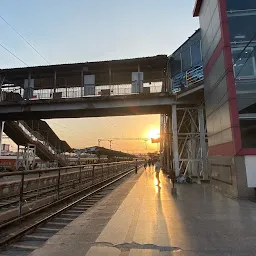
[67,156,133,166]
[0,155,43,171]
[0,155,133,171]
[67,156,108,166]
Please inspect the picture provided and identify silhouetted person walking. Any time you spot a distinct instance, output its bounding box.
[155,158,161,185]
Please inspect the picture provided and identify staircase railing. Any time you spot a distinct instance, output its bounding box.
[16,121,66,163]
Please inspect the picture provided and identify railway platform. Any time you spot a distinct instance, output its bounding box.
[29,166,256,256]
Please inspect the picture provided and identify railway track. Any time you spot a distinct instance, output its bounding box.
[0,166,138,256]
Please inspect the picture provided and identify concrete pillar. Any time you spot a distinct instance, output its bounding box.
[172,105,179,177]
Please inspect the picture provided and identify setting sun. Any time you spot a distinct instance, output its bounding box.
[147,128,160,139]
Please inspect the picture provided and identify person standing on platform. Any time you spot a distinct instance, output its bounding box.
[155,158,161,185]
[144,160,147,170]
[135,159,138,174]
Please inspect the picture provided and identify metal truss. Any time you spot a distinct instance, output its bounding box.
[172,106,208,180]
[160,106,208,181]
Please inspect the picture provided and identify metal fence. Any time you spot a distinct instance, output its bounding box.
[2,82,162,101]
[0,161,140,222]
[171,63,204,93]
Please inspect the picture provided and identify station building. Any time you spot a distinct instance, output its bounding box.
[166,0,256,198]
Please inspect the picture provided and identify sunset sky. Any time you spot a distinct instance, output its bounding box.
[0,0,199,153]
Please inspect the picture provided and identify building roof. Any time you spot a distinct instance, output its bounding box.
[193,0,203,17]
[0,55,168,89]
[77,146,134,158]
[169,29,201,57]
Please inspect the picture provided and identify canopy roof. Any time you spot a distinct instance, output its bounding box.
[76,146,134,158]
[1,55,168,89]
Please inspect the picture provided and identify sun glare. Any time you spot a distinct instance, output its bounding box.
[147,129,160,139]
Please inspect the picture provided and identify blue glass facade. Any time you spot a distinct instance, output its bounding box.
[227,0,256,10]
[226,1,256,147]
[169,29,203,93]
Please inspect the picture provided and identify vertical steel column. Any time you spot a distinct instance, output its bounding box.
[168,114,172,174]
[166,115,170,174]
[79,166,82,184]
[160,114,166,169]
[191,118,198,177]
[109,65,112,94]
[198,108,208,180]
[18,172,25,216]
[65,78,68,97]
[53,71,57,95]
[137,63,141,94]
[0,75,4,102]
[16,145,20,170]
[92,165,95,185]
[81,69,84,97]
[0,121,5,156]
[57,169,61,200]
[25,72,32,100]
[172,105,179,177]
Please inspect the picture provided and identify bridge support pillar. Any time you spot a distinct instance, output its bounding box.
[166,114,171,175]
[160,114,171,175]
[172,105,179,177]
[168,114,172,175]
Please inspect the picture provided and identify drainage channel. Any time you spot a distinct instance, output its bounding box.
[0,170,135,256]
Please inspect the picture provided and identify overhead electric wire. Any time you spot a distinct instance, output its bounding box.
[0,42,28,66]
[0,16,122,150]
[0,15,50,64]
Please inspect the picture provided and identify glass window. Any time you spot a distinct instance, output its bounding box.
[232,47,256,77]
[170,54,181,77]
[191,41,202,66]
[181,30,201,51]
[181,48,191,71]
[228,14,256,43]
[227,0,256,11]
[240,119,256,148]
